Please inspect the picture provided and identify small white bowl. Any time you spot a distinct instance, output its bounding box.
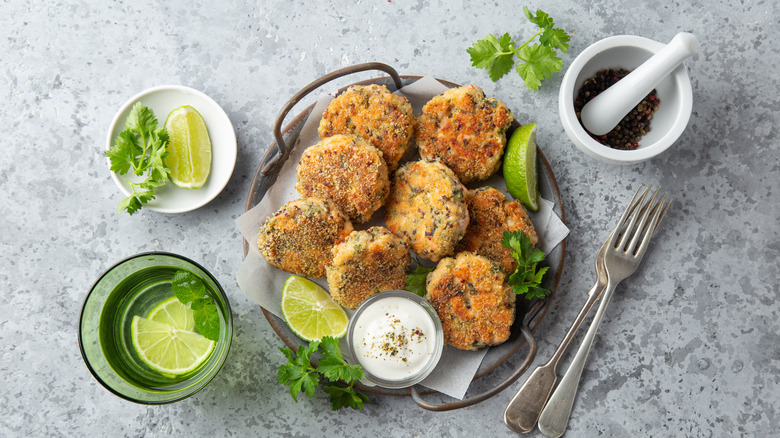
[559,35,693,164]
[106,85,237,213]
[346,290,443,389]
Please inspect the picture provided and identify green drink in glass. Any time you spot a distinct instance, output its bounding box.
[79,252,232,404]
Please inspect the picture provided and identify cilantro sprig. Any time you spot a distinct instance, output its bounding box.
[171,270,221,341]
[501,230,551,300]
[277,336,369,411]
[404,257,435,297]
[467,7,571,90]
[104,102,170,215]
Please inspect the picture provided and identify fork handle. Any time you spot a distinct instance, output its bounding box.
[537,282,617,437]
[504,280,604,433]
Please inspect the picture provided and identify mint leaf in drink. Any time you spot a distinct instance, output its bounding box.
[191,298,220,341]
[171,270,220,341]
[172,271,206,303]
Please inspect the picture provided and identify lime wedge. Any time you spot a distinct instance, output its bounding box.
[503,123,539,211]
[164,105,212,189]
[147,297,195,331]
[281,275,349,342]
[131,316,215,376]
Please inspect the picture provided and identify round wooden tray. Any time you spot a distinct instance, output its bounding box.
[242,63,566,411]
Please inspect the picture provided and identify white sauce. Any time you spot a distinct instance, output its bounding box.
[352,296,436,381]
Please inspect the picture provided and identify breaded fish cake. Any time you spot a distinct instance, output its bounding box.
[425,252,515,350]
[295,134,390,224]
[456,186,538,274]
[319,84,415,171]
[385,160,469,262]
[326,226,411,310]
[257,197,353,278]
[416,85,514,183]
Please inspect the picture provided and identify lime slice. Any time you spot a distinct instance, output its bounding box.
[147,297,195,331]
[131,316,215,376]
[281,275,349,342]
[164,105,212,189]
[503,123,539,211]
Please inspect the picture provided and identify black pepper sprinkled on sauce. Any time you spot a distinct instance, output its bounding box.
[361,312,427,363]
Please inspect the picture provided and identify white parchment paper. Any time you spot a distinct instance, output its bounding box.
[235,76,569,400]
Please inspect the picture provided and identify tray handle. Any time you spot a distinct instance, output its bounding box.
[410,302,545,411]
[259,62,404,175]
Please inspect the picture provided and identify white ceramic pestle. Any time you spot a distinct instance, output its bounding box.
[579,32,698,136]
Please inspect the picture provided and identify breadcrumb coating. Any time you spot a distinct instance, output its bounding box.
[385,160,469,262]
[257,197,353,278]
[416,85,513,183]
[456,186,538,274]
[295,134,390,224]
[326,226,411,309]
[319,84,415,171]
[425,252,515,350]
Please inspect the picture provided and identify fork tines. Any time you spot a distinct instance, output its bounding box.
[613,186,671,256]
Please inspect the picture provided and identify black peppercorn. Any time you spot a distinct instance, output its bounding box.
[574,68,661,150]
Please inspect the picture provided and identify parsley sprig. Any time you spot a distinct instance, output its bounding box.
[104,102,170,215]
[171,270,221,341]
[467,7,571,90]
[501,230,551,300]
[404,258,435,297]
[277,336,369,411]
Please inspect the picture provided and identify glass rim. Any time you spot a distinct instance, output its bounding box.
[78,251,233,405]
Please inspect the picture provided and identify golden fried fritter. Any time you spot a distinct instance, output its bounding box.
[318,84,415,171]
[326,226,411,310]
[456,186,538,274]
[385,160,469,262]
[257,197,353,278]
[416,85,514,183]
[425,252,515,350]
[295,134,390,224]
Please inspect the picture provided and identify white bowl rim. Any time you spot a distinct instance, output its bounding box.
[105,85,237,213]
[559,35,693,163]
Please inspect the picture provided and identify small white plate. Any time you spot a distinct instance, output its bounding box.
[106,85,237,213]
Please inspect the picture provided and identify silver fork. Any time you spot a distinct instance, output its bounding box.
[537,186,671,437]
[503,202,636,433]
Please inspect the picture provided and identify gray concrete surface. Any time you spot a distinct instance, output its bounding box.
[2,0,777,436]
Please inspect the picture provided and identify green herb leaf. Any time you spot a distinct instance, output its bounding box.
[502,230,551,300]
[405,258,435,296]
[104,102,170,215]
[325,384,370,410]
[106,130,141,174]
[467,33,515,82]
[172,271,206,303]
[523,7,554,30]
[276,345,320,402]
[125,102,157,134]
[277,337,368,410]
[467,7,570,90]
[541,27,570,53]
[192,298,220,341]
[516,44,563,91]
[171,270,220,341]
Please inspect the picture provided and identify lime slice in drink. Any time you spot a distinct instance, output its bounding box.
[147,297,195,331]
[164,105,212,189]
[131,316,215,376]
[503,123,539,211]
[281,275,349,342]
